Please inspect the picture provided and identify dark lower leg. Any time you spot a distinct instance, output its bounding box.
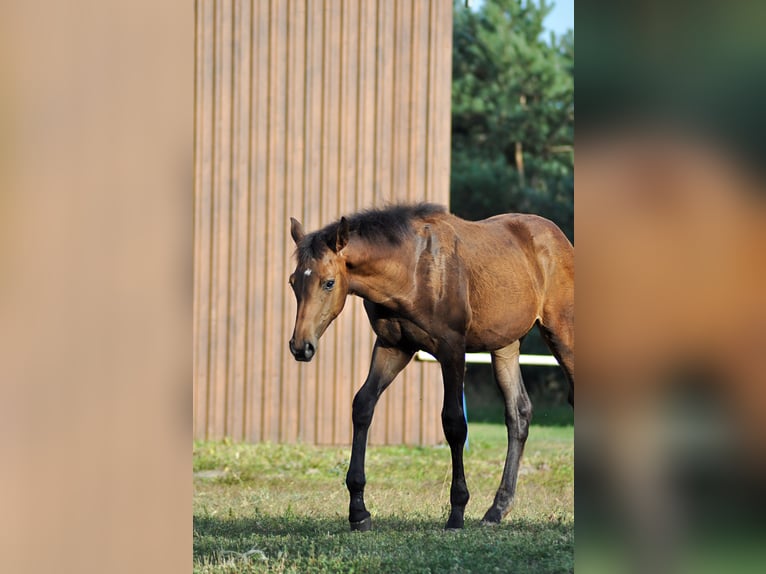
[482,401,531,523]
[346,390,375,529]
[443,401,470,529]
[344,341,412,531]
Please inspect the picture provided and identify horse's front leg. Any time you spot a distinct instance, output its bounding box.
[439,348,469,530]
[346,339,412,531]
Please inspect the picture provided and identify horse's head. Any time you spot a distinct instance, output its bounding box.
[288,216,350,362]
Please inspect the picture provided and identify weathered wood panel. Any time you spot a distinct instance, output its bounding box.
[194,0,453,445]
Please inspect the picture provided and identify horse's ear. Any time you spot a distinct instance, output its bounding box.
[290,217,305,244]
[335,217,349,253]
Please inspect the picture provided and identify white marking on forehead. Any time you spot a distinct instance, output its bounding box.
[303,269,312,277]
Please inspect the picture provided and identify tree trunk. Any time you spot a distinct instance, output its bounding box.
[515,94,527,186]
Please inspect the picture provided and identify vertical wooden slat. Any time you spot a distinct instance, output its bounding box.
[434,0,453,210]
[403,0,423,445]
[325,0,340,445]
[309,0,335,444]
[194,0,452,445]
[273,0,290,443]
[421,0,439,446]
[290,0,306,444]
[400,0,414,445]
[193,0,214,440]
[368,0,393,446]
[348,0,376,445]
[430,0,453,447]
[387,0,405,445]
[240,0,255,441]
[332,0,355,446]
[281,0,304,444]
[300,0,323,444]
[249,0,270,443]
[209,0,232,439]
[226,0,251,441]
[204,0,220,440]
[266,0,288,443]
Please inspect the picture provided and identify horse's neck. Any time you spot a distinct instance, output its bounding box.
[346,244,415,309]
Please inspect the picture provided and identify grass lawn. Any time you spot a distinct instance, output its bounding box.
[194,410,573,573]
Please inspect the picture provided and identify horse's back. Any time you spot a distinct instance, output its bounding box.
[445,212,573,275]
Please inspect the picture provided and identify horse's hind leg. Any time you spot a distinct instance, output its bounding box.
[482,340,532,524]
[539,299,575,405]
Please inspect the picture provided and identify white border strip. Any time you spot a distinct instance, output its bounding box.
[415,350,559,366]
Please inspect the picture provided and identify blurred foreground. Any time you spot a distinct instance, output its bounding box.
[577,2,766,572]
[0,2,191,573]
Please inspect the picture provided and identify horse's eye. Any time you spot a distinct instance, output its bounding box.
[323,279,335,291]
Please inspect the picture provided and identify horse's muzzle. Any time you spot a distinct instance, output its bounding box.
[289,338,315,362]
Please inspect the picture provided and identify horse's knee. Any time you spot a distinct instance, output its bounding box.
[441,408,468,445]
[346,469,365,493]
[506,398,532,442]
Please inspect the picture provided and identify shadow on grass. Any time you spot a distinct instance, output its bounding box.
[194,513,574,573]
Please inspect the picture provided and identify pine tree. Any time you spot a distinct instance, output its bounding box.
[451,0,573,241]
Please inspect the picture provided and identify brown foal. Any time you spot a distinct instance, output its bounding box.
[288,203,574,531]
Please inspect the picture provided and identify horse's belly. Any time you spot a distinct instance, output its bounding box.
[464,305,538,352]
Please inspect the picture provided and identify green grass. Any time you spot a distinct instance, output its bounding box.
[194,416,573,573]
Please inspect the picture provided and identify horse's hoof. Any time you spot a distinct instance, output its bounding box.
[444,518,464,530]
[349,516,372,532]
[444,506,466,531]
[481,508,502,525]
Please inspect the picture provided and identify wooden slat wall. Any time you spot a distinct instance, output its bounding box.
[194,0,453,445]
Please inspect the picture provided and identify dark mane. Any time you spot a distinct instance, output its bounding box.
[296,203,446,265]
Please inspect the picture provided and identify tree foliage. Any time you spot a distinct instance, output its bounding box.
[451,0,574,241]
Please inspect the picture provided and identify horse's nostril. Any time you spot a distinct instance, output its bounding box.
[289,338,315,361]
